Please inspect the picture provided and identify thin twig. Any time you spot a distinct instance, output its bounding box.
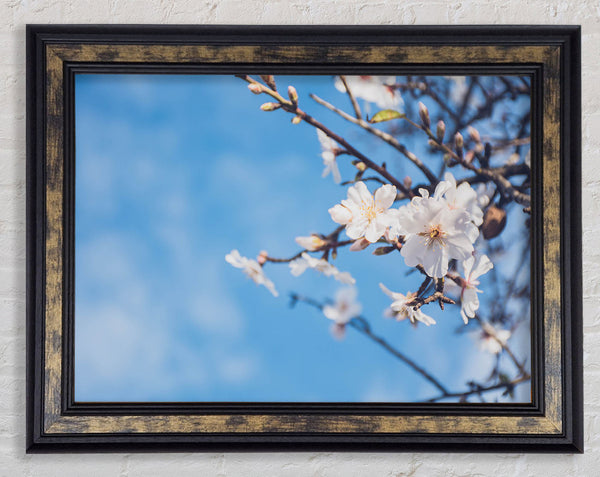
[310,93,439,185]
[291,294,449,395]
[339,75,363,120]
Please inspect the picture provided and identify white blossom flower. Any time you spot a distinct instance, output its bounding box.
[329,181,397,243]
[397,193,475,278]
[323,287,362,339]
[316,129,341,184]
[379,284,436,326]
[334,76,403,110]
[295,234,327,251]
[225,249,278,297]
[289,252,355,284]
[474,322,511,354]
[452,253,494,324]
[441,172,485,226]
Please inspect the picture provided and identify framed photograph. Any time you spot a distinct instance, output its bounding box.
[26,25,582,452]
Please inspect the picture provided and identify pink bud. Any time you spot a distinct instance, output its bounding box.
[248,83,263,94]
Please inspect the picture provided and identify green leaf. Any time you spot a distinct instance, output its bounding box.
[369,109,405,123]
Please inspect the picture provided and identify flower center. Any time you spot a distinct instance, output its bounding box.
[360,202,379,222]
[418,224,446,248]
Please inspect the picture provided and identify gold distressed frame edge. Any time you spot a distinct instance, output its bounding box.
[40,42,563,437]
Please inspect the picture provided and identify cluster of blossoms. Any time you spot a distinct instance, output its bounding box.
[328,172,494,324]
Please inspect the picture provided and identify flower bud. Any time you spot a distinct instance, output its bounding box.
[248,83,263,94]
[287,85,298,105]
[418,101,430,129]
[482,205,507,239]
[403,175,412,189]
[349,237,370,252]
[467,126,481,143]
[428,139,438,148]
[257,250,269,265]
[354,161,367,172]
[260,102,281,112]
[436,120,446,142]
[295,234,327,251]
[291,115,302,125]
[454,132,464,150]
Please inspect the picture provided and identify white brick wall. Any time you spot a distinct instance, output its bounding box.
[0,1,596,475]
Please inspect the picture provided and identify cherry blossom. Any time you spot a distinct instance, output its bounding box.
[396,192,475,278]
[328,181,397,243]
[379,284,436,326]
[225,249,278,297]
[474,322,511,354]
[451,253,494,324]
[289,252,355,284]
[323,287,362,339]
[334,76,403,110]
[316,129,342,184]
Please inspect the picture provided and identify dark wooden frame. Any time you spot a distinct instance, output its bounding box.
[26,25,582,453]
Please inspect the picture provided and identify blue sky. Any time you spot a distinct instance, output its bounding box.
[74,74,531,403]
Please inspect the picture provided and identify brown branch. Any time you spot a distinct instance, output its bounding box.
[425,375,530,403]
[291,294,450,396]
[237,75,411,196]
[339,75,363,120]
[401,115,531,207]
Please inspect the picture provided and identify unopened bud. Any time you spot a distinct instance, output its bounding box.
[482,205,507,239]
[260,75,277,90]
[428,139,438,148]
[355,161,367,172]
[418,101,430,129]
[295,234,327,252]
[248,83,263,94]
[291,115,302,125]
[287,85,298,105]
[403,175,412,189]
[454,132,464,150]
[467,126,481,143]
[257,250,269,265]
[260,102,281,112]
[373,246,396,256]
[349,237,370,252]
[436,120,446,142]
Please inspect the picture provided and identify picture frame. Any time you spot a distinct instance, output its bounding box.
[26,25,582,452]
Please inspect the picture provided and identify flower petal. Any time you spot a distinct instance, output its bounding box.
[374,184,397,209]
[329,204,352,224]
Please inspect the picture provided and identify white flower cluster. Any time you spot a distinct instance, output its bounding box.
[330,173,490,279]
[328,173,494,324]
